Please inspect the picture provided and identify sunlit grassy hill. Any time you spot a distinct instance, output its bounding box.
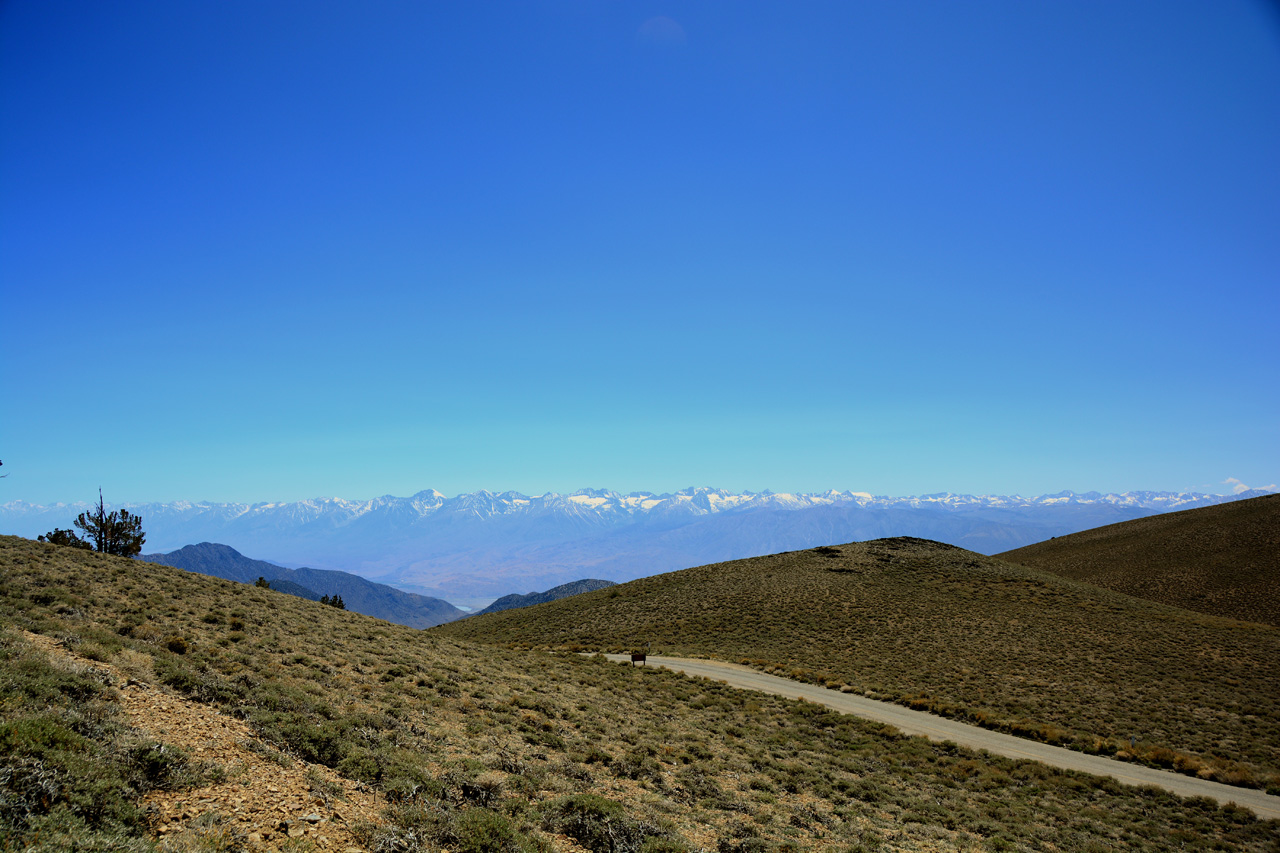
[2,534,1277,852]
[435,536,1280,790]
[998,493,1280,627]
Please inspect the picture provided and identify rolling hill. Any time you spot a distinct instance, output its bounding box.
[142,542,464,628]
[435,536,1280,791]
[997,492,1280,627]
[2,534,1277,852]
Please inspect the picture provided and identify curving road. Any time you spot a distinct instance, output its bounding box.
[602,654,1280,821]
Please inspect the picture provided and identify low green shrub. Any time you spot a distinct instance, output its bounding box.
[540,794,664,853]
[151,654,240,704]
[248,710,353,767]
[452,807,534,853]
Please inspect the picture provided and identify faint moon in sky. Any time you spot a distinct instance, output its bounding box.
[637,16,687,48]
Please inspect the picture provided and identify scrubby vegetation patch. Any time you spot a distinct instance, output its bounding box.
[3,534,1278,851]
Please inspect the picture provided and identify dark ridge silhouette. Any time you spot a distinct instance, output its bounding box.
[471,578,616,617]
[143,542,464,628]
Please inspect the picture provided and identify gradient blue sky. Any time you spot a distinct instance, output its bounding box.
[3,1,1278,505]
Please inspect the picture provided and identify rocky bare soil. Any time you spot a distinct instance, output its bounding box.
[25,630,386,852]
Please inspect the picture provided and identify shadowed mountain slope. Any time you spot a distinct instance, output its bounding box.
[471,578,616,617]
[997,493,1280,627]
[435,536,1280,789]
[143,542,464,628]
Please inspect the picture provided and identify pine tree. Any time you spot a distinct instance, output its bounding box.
[70,490,146,557]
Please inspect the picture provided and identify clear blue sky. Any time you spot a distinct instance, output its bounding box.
[3,1,1278,505]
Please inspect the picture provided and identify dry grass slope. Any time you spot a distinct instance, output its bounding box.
[998,493,1280,628]
[436,536,1280,791]
[2,534,1277,852]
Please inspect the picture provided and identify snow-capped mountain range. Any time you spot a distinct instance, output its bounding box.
[3,487,1272,607]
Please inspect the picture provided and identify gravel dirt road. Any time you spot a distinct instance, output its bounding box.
[605,654,1280,821]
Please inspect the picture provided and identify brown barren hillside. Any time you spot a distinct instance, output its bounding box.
[10,534,1280,851]
[998,493,1280,627]
[435,536,1280,790]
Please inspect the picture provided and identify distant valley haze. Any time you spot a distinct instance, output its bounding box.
[3,485,1273,608]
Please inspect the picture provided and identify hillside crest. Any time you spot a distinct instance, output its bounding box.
[998,492,1280,626]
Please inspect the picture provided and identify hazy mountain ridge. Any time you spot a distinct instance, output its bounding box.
[471,578,617,617]
[6,486,1260,527]
[3,487,1271,601]
[142,542,465,628]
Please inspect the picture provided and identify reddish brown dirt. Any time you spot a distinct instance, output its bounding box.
[25,631,386,852]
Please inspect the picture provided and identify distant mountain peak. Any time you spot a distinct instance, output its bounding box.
[571,487,617,499]
[8,487,1275,603]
